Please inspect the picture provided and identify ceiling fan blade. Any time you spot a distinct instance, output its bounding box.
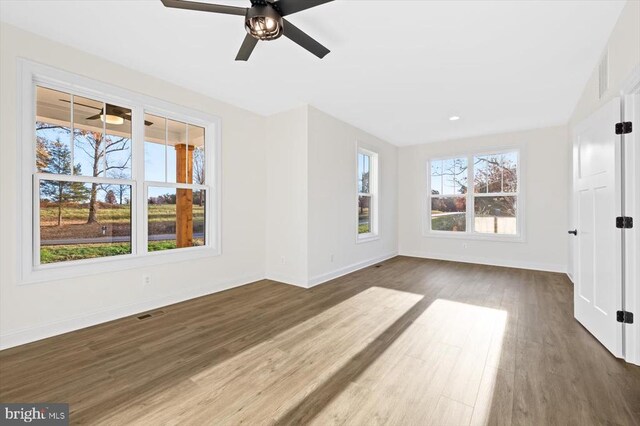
[275,0,334,16]
[236,34,259,61]
[282,19,329,59]
[59,99,103,110]
[86,113,102,120]
[160,0,247,16]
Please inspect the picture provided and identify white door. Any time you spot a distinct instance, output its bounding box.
[573,97,623,357]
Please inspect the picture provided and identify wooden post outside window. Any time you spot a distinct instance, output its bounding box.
[175,144,194,248]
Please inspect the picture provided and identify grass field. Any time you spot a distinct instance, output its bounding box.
[431,212,466,232]
[40,239,206,264]
[40,243,132,264]
[40,204,205,226]
[40,203,206,264]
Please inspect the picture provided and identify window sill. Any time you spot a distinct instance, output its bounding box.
[423,231,525,243]
[20,246,221,285]
[357,234,380,244]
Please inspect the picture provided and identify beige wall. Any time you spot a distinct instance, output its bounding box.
[264,106,398,287]
[0,23,267,348]
[398,126,569,272]
[307,106,398,285]
[265,106,309,285]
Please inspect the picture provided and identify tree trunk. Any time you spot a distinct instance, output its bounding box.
[87,183,98,223]
[87,132,101,224]
[57,182,63,227]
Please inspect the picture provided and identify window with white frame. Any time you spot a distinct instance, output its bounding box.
[357,148,378,239]
[143,114,207,252]
[430,157,468,232]
[31,78,216,269]
[428,150,520,237]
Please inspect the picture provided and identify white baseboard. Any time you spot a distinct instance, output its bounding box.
[307,252,398,287]
[0,274,263,351]
[399,251,567,274]
[264,272,308,288]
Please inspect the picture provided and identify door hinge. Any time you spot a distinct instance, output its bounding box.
[617,310,634,324]
[615,121,632,135]
[616,216,633,229]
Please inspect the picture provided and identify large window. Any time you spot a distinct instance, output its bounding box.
[428,150,521,238]
[23,63,219,280]
[357,147,378,241]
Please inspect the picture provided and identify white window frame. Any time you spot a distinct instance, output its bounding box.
[18,60,221,284]
[424,146,525,242]
[356,146,379,243]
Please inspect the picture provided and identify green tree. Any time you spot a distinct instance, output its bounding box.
[40,139,90,226]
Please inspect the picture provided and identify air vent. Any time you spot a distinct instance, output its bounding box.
[137,310,165,320]
[599,50,608,99]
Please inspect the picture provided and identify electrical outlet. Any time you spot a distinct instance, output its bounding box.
[143,275,151,286]
[330,254,334,262]
[462,243,468,249]
[280,256,286,265]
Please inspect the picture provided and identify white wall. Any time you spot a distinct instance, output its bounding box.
[398,126,569,273]
[265,107,309,286]
[307,107,398,285]
[0,23,267,349]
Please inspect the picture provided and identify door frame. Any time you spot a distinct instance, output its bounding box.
[621,65,640,366]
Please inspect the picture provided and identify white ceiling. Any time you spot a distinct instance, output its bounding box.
[0,0,626,146]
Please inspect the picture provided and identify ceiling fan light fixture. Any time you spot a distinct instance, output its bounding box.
[100,114,125,125]
[245,6,283,41]
[161,0,334,60]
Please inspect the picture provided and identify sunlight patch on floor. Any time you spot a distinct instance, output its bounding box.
[97,286,423,424]
[309,299,509,426]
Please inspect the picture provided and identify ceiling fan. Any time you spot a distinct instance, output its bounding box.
[59,99,153,126]
[161,0,334,61]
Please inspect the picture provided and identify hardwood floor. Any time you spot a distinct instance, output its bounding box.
[1,256,639,425]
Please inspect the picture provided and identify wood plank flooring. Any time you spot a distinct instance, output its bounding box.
[1,256,639,425]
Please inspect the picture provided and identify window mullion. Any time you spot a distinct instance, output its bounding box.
[102,101,107,178]
[132,105,146,256]
[34,172,134,185]
[70,94,75,175]
[468,154,474,234]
